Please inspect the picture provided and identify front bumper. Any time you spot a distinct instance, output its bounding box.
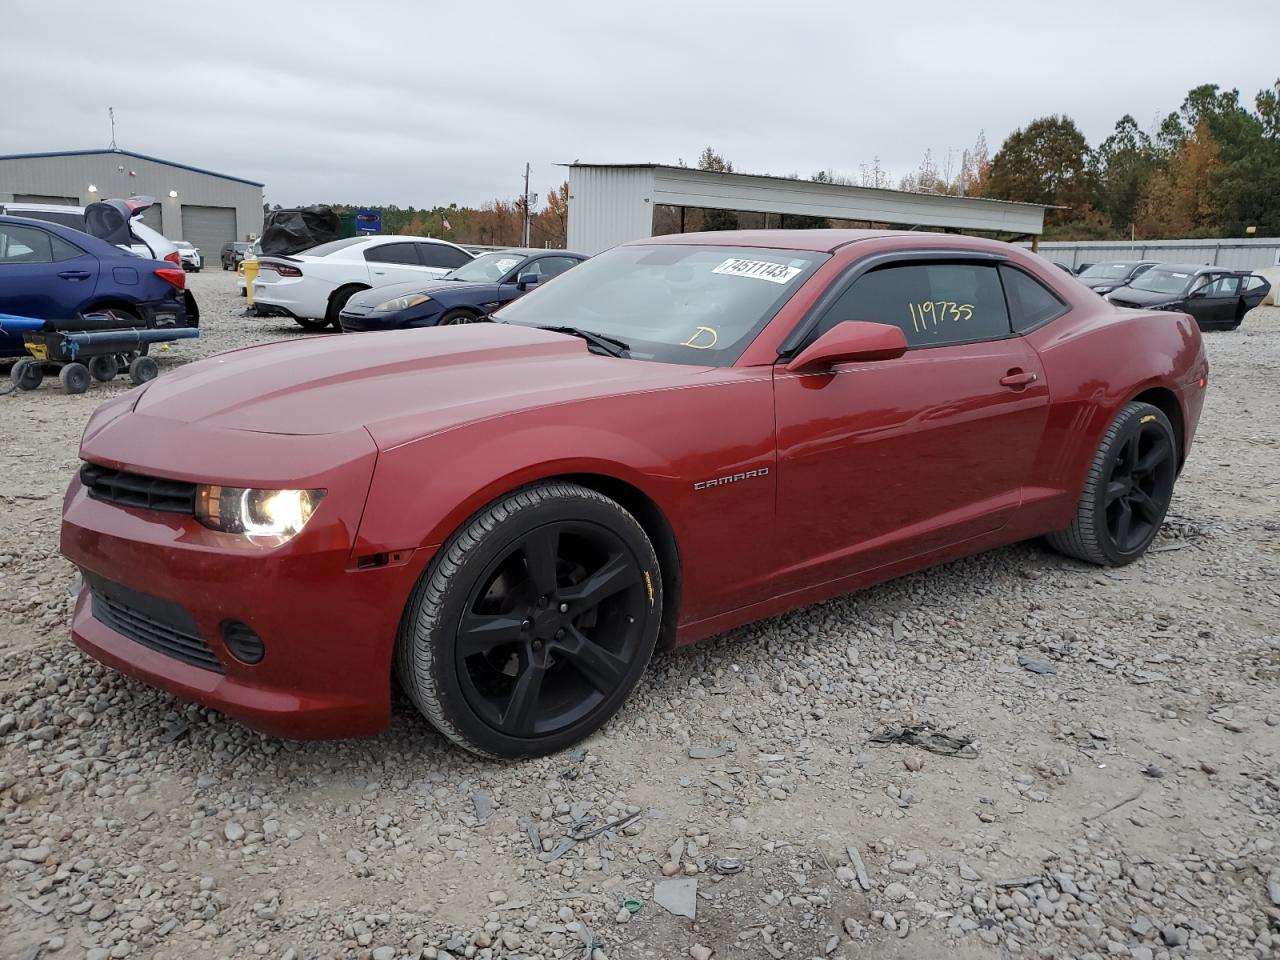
[60,416,432,739]
[339,305,441,333]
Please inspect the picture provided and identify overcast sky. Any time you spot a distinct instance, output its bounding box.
[3,0,1276,209]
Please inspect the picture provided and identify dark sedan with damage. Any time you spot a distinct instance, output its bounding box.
[339,249,587,332]
[1106,264,1270,330]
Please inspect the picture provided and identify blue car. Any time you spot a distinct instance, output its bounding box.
[338,249,586,332]
[0,215,197,357]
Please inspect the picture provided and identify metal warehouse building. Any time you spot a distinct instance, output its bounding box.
[565,163,1049,255]
[0,148,264,255]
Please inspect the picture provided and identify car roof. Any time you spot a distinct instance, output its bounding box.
[1148,263,1215,274]
[634,228,1008,254]
[471,248,587,259]
[0,213,132,257]
[362,235,464,247]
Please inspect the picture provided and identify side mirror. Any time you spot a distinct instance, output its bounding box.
[785,321,908,373]
[516,272,540,291]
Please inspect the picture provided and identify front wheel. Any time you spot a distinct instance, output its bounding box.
[438,308,481,326]
[1046,401,1178,565]
[396,482,663,758]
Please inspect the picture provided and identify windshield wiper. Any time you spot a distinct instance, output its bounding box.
[535,325,630,358]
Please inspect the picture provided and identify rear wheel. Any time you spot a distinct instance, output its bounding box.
[60,363,91,395]
[396,481,663,758]
[323,286,364,330]
[1046,401,1178,565]
[11,359,43,391]
[129,355,158,385]
[88,354,119,382]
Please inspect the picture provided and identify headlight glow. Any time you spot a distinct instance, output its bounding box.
[374,294,431,312]
[195,485,324,542]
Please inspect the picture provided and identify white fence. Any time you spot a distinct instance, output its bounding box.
[1026,237,1280,272]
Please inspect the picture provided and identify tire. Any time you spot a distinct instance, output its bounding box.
[129,355,159,385]
[438,308,481,326]
[323,286,364,330]
[396,481,663,759]
[293,316,333,332]
[1046,401,1178,566]
[88,354,119,382]
[59,363,91,395]
[11,359,43,391]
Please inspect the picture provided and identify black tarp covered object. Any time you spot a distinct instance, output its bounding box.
[260,207,341,256]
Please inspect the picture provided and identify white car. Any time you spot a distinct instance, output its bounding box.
[0,198,180,265]
[252,235,474,330]
[173,240,202,272]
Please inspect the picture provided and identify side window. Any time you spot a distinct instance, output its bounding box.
[0,224,54,264]
[1244,275,1267,292]
[1200,276,1240,297]
[819,261,1010,348]
[416,243,472,269]
[49,234,85,262]
[999,265,1069,333]
[533,256,580,279]
[365,242,419,265]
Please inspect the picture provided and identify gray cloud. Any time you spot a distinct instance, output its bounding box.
[2,0,1276,207]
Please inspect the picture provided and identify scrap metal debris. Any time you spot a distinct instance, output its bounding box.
[844,845,872,891]
[714,856,743,875]
[689,741,734,760]
[868,723,978,758]
[1018,655,1059,675]
[654,877,697,920]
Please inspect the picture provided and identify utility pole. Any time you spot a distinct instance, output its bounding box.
[522,162,531,247]
[108,107,117,150]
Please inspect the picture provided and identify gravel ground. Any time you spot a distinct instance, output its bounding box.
[1,270,1278,960]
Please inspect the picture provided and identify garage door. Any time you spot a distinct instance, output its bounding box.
[180,205,237,261]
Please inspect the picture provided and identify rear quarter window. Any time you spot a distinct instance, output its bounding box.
[999,265,1069,333]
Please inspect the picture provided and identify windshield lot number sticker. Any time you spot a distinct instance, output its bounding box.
[908,300,973,333]
[712,258,802,284]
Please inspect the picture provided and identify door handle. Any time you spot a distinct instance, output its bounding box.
[1000,371,1038,388]
[58,270,91,280]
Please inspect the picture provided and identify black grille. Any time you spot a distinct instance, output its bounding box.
[80,463,197,514]
[86,573,222,673]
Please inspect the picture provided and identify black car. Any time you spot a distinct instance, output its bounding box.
[220,241,253,270]
[1107,264,1271,330]
[1076,260,1160,295]
[339,249,587,332]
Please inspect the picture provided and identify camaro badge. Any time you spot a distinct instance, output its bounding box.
[693,467,770,491]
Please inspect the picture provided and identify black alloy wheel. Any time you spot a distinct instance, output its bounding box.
[396,481,663,758]
[1102,420,1176,555]
[1047,401,1178,566]
[456,520,647,738]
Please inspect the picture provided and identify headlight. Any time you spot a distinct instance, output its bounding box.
[195,486,324,542]
[374,294,431,312]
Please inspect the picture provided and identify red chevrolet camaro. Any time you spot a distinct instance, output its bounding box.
[61,230,1208,757]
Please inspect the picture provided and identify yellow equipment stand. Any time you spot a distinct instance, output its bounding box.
[242,258,258,307]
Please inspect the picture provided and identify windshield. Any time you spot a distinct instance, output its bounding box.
[1080,262,1136,280]
[494,244,829,366]
[449,251,526,282]
[1129,268,1195,296]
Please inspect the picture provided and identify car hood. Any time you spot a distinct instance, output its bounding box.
[130,323,713,447]
[1108,286,1184,307]
[345,278,495,310]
